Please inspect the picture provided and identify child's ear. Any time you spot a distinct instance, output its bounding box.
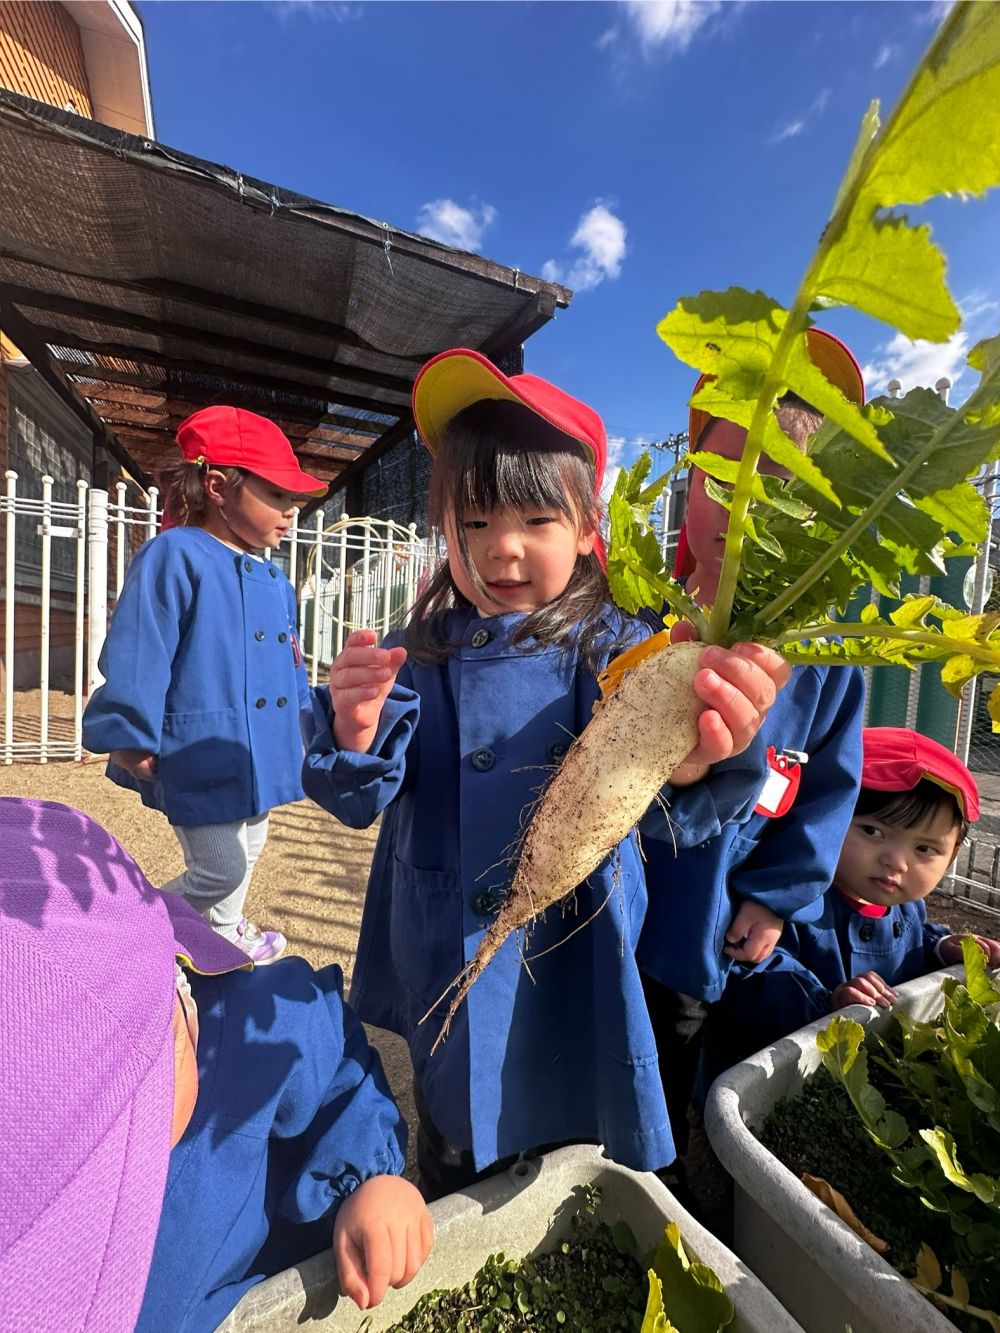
[203,468,229,510]
[577,527,597,558]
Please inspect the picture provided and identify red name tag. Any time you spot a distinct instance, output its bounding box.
[754,746,804,818]
[291,632,303,667]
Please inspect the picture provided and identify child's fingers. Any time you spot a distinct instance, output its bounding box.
[399,1215,432,1288]
[334,1230,370,1309]
[344,628,378,650]
[360,1224,394,1308]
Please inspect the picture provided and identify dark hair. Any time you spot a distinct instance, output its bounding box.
[855,779,969,844]
[699,392,824,454]
[158,460,244,528]
[405,400,624,670]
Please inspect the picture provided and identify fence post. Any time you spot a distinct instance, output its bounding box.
[335,514,348,659]
[74,479,88,761]
[3,470,16,764]
[114,480,127,597]
[87,488,109,693]
[146,486,159,542]
[310,509,325,685]
[38,475,54,763]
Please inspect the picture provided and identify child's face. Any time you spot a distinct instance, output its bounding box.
[684,420,792,578]
[211,472,307,551]
[834,802,961,909]
[444,503,595,616]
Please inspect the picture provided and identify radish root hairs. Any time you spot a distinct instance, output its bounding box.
[428,637,705,1046]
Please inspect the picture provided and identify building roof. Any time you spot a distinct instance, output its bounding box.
[0,89,571,494]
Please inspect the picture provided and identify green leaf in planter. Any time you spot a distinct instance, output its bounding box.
[960,934,1000,1009]
[818,1017,909,1149]
[642,1274,681,1333]
[642,1222,735,1333]
[919,1128,1000,1204]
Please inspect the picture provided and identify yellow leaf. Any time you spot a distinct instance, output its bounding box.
[801,1175,890,1254]
[951,1268,971,1307]
[915,1243,943,1293]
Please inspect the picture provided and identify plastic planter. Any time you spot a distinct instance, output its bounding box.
[221,1143,804,1332]
[704,967,962,1333]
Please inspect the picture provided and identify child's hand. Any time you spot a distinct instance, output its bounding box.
[832,971,897,1009]
[723,899,783,964]
[667,629,791,780]
[329,629,408,753]
[110,748,157,782]
[938,933,1000,968]
[333,1175,433,1310]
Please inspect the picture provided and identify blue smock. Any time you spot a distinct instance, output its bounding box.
[136,958,406,1333]
[82,527,311,826]
[302,608,762,1173]
[638,663,865,1002]
[722,892,951,1044]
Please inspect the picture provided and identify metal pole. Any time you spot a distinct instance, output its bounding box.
[3,471,17,764]
[955,459,999,765]
[38,474,53,763]
[87,488,109,693]
[73,479,88,760]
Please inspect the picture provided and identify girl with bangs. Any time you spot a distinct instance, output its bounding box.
[302,349,791,1199]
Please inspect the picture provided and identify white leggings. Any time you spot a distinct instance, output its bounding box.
[162,813,270,940]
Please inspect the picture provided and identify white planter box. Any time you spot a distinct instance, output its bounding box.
[221,1144,803,1332]
[704,967,962,1333]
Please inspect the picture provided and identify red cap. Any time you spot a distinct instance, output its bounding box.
[862,727,979,822]
[412,349,607,489]
[175,407,326,497]
[674,328,865,579]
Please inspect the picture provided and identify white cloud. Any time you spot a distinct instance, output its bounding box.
[415,199,497,252]
[873,42,896,69]
[916,0,954,25]
[268,1,360,24]
[771,119,805,144]
[811,87,832,115]
[862,330,969,398]
[542,204,627,294]
[619,0,722,54]
[862,288,1000,400]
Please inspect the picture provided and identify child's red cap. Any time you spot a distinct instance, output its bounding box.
[862,726,979,822]
[412,348,607,490]
[176,406,327,497]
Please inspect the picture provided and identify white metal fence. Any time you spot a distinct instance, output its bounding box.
[1,470,439,764]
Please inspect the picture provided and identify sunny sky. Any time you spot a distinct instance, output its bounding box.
[139,0,1000,479]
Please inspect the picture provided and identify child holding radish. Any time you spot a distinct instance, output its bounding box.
[638,329,867,1175]
[303,348,793,1198]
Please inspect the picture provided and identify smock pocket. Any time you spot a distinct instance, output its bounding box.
[388,855,465,1012]
[159,707,247,795]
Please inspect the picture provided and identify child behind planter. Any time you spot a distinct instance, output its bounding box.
[0,797,432,1333]
[83,406,323,963]
[715,726,1000,1057]
[638,329,867,1178]
[302,347,793,1199]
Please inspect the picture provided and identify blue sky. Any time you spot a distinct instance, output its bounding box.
[139,0,1000,479]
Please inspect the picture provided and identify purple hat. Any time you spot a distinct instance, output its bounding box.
[0,799,248,1329]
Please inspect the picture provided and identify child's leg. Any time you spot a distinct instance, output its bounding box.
[165,815,285,961]
[640,975,709,1156]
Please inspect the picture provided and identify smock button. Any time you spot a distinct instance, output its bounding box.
[547,740,569,763]
[277,696,287,708]
[858,922,875,942]
[255,697,266,709]
[278,632,288,643]
[269,567,277,578]
[255,629,265,641]
[243,560,253,572]
[892,920,902,939]
[471,747,495,771]
[472,888,503,915]
[470,628,491,648]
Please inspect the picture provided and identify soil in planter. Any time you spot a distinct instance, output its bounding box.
[385,1185,649,1332]
[758,1067,984,1332]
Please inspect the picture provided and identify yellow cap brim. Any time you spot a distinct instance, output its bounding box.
[412,350,524,451]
